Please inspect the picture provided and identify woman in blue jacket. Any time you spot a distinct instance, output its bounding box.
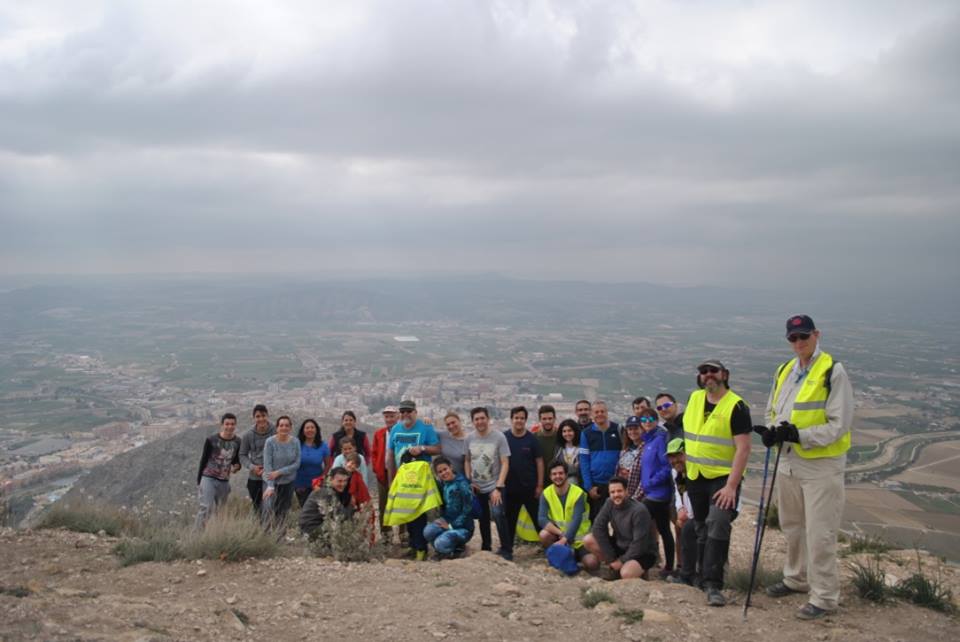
[638,408,675,578]
[424,456,475,559]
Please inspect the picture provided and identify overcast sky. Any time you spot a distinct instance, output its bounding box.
[1,0,958,291]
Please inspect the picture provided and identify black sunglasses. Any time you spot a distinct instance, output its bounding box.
[698,365,721,375]
[787,333,812,343]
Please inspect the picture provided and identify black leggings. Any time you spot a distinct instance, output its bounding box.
[644,498,675,571]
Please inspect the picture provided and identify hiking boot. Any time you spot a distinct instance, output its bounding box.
[497,549,514,562]
[796,603,828,621]
[658,568,675,580]
[766,581,803,598]
[666,574,693,586]
[600,567,621,582]
[706,588,726,607]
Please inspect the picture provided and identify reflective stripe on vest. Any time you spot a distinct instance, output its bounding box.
[543,483,591,548]
[771,352,850,459]
[683,389,743,480]
[383,460,443,526]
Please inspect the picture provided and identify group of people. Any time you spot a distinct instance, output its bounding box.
[195,315,853,621]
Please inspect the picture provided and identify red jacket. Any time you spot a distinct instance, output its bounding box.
[370,426,390,486]
[348,470,371,507]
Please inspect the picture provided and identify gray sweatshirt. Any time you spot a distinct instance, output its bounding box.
[263,436,301,488]
[591,497,654,564]
[239,424,276,480]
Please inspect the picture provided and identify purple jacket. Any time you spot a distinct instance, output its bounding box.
[640,428,672,502]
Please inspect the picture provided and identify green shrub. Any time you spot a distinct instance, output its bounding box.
[181,508,279,562]
[725,563,783,593]
[891,554,955,614]
[580,587,615,608]
[763,502,780,530]
[848,534,890,555]
[850,556,888,604]
[114,530,183,567]
[616,607,644,623]
[38,502,139,537]
[310,505,384,563]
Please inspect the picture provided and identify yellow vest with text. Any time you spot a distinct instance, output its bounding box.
[543,483,591,548]
[383,460,442,526]
[683,389,743,480]
[770,352,849,459]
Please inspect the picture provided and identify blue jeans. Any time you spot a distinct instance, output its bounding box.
[424,522,472,555]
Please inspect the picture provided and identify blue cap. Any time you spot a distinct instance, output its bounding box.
[625,415,643,428]
[546,542,580,575]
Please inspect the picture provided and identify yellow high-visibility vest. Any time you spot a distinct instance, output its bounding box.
[543,483,591,548]
[770,351,849,459]
[383,460,442,526]
[683,388,743,480]
[516,505,540,543]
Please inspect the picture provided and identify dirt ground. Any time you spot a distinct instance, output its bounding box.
[1,507,956,642]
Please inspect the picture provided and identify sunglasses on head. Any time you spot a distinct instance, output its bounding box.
[656,401,674,411]
[698,366,721,375]
[787,333,812,343]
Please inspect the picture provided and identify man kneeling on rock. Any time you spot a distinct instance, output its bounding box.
[299,467,354,540]
[582,476,656,580]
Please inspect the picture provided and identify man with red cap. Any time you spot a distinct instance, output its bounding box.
[757,315,854,621]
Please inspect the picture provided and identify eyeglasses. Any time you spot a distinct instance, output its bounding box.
[787,333,812,343]
[639,416,658,424]
[698,366,721,375]
[656,401,674,412]
[399,409,414,414]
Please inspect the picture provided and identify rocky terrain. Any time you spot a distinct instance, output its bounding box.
[2,505,956,642]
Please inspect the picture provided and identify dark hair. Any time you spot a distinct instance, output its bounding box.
[632,396,650,407]
[556,419,581,448]
[608,476,628,490]
[510,406,528,420]
[575,399,591,409]
[549,461,568,474]
[298,418,321,445]
[433,455,453,472]
[638,408,658,420]
[341,410,357,423]
[538,404,556,418]
[655,392,676,403]
[696,365,730,390]
[328,466,349,479]
[470,406,489,420]
[220,412,237,424]
[339,436,356,449]
[252,404,268,416]
[276,415,293,428]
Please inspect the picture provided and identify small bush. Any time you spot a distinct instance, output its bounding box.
[850,556,888,604]
[763,502,780,530]
[38,502,139,537]
[580,587,615,608]
[310,505,384,563]
[616,607,644,623]
[182,508,279,562]
[725,563,783,593]
[848,534,890,555]
[114,530,183,567]
[891,554,955,614]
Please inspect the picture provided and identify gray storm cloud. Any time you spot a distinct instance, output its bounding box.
[1,0,958,290]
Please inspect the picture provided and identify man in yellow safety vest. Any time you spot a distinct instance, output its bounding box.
[758,315,854,621]
[538,461,594,568]
[682,359,752,607]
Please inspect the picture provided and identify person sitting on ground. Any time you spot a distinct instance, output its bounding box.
[538,461,594,567]
[665,439,697,586]
[424,456,475,559]
[581,476,656,580]
[299,467,354,540]
[343,452,372,510]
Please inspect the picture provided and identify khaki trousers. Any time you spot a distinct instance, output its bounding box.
[777,464,844,610]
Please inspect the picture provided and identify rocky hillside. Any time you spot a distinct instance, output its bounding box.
[2,507,956,642]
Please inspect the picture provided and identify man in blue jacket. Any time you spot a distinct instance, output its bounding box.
[579,400,622,519]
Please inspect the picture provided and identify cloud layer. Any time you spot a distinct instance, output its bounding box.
[2,0,958,290]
